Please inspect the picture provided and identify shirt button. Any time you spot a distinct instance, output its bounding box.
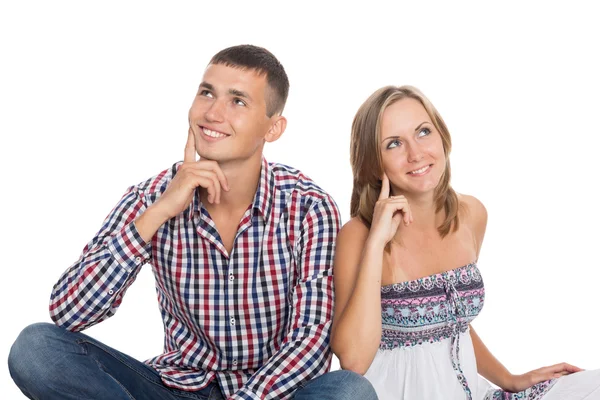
[135,256,142,263]
[108,289,114,295]
[230,317,236,326]
[232,359,238,366]
[228,274,234,282]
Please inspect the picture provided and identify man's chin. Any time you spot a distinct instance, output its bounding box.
[196,151,232,164]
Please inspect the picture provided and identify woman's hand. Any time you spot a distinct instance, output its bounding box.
[368,174,413,246]
[504,362,583,392]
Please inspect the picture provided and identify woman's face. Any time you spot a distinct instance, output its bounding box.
[379,98,446,197]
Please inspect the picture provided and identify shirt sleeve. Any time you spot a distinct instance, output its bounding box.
[49,185,152,332]
[229,196,341,400]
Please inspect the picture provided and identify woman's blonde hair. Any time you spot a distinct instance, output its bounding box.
[350,85,459,238]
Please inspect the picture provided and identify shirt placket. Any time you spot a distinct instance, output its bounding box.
[225,208,257,370]
[193,207,232,373]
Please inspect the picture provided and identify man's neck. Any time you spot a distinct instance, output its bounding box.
[200,154,263,212]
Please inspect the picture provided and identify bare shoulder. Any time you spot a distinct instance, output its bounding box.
[334,217,370,272]
[458,194,487,226]
[458,194,488,254]
[337,217,370,246]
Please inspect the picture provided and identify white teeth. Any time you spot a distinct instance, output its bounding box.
[202,128,226,138]
[409,165,429,174]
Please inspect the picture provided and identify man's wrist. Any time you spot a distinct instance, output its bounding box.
[135,204,171,242]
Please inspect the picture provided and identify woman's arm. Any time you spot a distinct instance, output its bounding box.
[330,218,385,375]
[464,195,582,391]
[463,195,513,386]
[472,325,582,391]
[331,175,412,374]
[470,325,513,388]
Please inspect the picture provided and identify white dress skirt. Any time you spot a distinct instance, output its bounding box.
[364,263,600,400]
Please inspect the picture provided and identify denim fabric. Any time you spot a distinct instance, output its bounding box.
[8,323,377,400]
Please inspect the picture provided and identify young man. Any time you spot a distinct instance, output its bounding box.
[8,45,376,400]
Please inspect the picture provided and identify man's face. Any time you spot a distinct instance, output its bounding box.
[188,63,275,164]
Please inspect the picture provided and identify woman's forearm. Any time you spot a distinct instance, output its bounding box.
[470,325,513,389]
[331,237,385,374]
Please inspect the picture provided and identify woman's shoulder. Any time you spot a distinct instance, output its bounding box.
[457,193,488,248]
[458,193,487,223]
[335,217,371,273]
[457,193,485,211]
[337,217,370,246]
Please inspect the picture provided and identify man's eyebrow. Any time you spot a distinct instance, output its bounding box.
[198,83,252,102]
[229,88,252,101]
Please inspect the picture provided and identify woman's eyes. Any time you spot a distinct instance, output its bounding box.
[386,128,431,149]
[387,139,401,149]
[418,127,431,137]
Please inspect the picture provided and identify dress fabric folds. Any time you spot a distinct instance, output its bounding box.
[364,263,600,400]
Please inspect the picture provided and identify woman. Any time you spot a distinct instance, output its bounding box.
[330,85,600,399]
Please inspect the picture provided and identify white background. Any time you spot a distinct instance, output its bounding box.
[1,1,599,398]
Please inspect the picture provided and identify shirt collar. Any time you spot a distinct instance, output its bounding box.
[188,157,274,221]
[251,157,274,219]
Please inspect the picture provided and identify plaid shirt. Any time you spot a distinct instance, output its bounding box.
[49,158,340,399]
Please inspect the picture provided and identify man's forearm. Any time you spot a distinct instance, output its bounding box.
[135,203,171,243]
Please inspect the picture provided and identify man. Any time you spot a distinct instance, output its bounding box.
[8,45,376,400]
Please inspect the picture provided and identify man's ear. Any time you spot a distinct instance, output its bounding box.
[264,116,287,143]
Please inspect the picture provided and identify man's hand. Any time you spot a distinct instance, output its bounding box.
[135,129,229,242]
[153,128,229,220]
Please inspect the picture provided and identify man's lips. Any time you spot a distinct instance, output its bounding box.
[200,126,229,138]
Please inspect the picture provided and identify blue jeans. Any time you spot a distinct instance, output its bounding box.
[8,323,377,400]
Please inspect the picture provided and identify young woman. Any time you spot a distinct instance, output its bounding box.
[330,85,600,399]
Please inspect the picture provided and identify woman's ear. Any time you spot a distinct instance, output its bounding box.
[265,116,287,143]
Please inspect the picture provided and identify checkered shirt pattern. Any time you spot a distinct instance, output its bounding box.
[49,158,341,399]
